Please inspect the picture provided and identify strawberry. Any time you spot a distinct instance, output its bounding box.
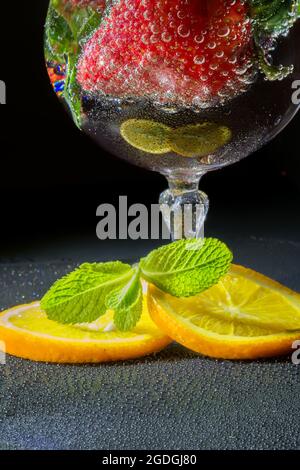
[77,0,255,107]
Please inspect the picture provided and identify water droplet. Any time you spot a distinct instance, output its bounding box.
[178,25,190,38]
[194,56,205,65]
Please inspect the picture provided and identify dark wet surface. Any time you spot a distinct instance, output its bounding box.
[0,237,300,450]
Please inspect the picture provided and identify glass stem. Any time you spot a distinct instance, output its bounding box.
[160,175,209,240]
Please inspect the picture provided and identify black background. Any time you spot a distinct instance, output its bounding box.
[0,0,300,259]
[0,3,300,455]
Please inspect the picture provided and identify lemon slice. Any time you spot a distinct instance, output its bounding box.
[170,122,232,158]
[0,299,171,363]
[120,119,171,154]
[120,119,232,158]
[148,265,300,360]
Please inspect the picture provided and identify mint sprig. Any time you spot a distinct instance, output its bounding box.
[44,0,103,127]
[45,5,76,62]
[41,238,233,331]
[250,0,300,81]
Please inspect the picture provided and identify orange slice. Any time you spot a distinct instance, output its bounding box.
[0,299,171,363]
[147,265,300,360]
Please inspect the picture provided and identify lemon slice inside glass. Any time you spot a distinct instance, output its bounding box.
[170,122,232,158]
[120,119,171,154]
[120,119,232,158]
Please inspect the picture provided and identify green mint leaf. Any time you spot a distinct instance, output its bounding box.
[64,54,82,128]
[257,49,294,81]
[45,0,103,127]
[250,0,299,82]
[140,238,233,298]
[45,4,76,62]
[253,0,299,37]
[41,261,134,324]
[71,7,102,45]
[106,266,143,331]
[62,7,103,128]
[42,238,233,331]
[250,0,289,23]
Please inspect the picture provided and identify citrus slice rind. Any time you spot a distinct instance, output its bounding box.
[147,264,300,360]
[120,119,232,157]
[120,119,171,154]
[0,300,171,363]
[170,122,232,158]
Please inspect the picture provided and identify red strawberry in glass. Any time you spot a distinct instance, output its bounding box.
[78,0,255,107]
[45,0,300,238]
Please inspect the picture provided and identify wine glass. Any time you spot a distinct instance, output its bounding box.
[45,0,300,239]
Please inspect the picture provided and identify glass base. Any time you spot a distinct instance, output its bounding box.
[160,178,209,240]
